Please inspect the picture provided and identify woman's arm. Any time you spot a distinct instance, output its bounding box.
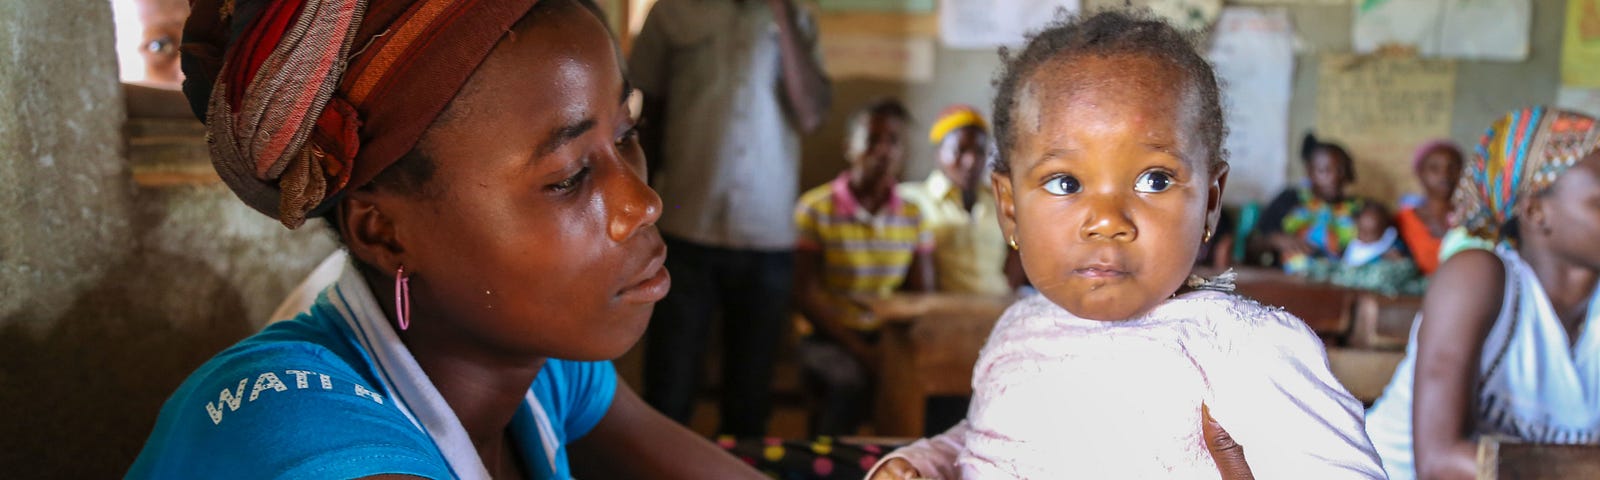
[567,382,763,479]
[1412,249,1505,480]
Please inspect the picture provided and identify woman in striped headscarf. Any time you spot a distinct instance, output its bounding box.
[127,0,763,478]
[1364,107,1600,480]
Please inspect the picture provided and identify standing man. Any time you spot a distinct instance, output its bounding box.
[628,0,831,436]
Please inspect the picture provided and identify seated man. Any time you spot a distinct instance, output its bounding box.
[898,105,1019,295]
[793,98,935,436]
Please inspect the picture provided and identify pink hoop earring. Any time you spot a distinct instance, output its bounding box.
[395,265,412,331]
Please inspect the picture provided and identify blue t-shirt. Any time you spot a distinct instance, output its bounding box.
[127,296,617,479]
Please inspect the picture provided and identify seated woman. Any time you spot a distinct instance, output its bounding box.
[1364,107,1600,480]
[127,1,763,478]
[1396,140,1465,275]
[1258,133,1365,270]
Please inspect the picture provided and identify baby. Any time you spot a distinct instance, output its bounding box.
[869,11,1384,479]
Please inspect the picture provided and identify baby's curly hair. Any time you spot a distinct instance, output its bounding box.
[990,9,1226,174]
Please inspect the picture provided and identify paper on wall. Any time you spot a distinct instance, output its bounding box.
[1205,7,1296,206]
[1352,0,1530,62]
[1562,0,1600,87]
[1315,54,1456,205]
[1557,86,1600,117]
[938,0,1080,49]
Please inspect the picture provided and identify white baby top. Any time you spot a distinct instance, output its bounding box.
[878,290,1385,479]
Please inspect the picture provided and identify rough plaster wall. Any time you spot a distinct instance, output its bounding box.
[0,1,338,475]
[0,0,134,328]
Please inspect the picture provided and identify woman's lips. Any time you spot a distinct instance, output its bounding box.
[618,251,670,303]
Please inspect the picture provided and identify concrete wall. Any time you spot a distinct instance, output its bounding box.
[800,1,1569,199]
[0,2,337,475]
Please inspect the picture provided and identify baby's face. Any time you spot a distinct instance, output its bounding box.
[1356,209,1390,242]
[993,53,1223,321]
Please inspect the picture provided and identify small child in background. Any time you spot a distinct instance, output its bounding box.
[869,11,1382,479]
[1304,203,1426,296]
[793,98,935,436]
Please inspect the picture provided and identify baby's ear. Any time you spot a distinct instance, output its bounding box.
[1206,163,1230,232]
[991,171,1018,242]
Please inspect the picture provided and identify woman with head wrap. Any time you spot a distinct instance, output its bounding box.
[1363,107,1600,480]
[127,0,764,478]
[1396,140,1466,275]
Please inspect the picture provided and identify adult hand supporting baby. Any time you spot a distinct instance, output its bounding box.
[867,406,1254,480]
[1204,404,1255,480]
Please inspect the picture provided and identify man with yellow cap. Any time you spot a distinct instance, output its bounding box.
[898,105,1020,296]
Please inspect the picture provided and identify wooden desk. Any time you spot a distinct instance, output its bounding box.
[1478,437,1600,479]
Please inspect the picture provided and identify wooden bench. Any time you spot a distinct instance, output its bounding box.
[1478,437,1600,479]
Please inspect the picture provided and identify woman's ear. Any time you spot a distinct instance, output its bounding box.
[336,191,407,274]
[1517,192,1552,237]
[991,170,1018,248]
[1207,163,1231,235]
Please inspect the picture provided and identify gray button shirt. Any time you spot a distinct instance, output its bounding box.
[628,0,823,251]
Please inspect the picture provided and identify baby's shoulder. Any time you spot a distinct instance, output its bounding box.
[1162,291,1319,347]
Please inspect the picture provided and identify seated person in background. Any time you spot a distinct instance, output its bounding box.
[1396,140,1465,275]
[794,98,935,436]
[1303,202,1425,296]
[1259,132,1365,270]
[870,11,1382,479]
[1365,106,1600,480]
[898,104,1019,296]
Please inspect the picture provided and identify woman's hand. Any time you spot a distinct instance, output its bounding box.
[869,458,922,480]
[1203,404,1254,480]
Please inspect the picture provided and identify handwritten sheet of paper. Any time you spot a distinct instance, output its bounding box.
[1206,7,1296,206]
[820,34,936,82]
[1352,0,1530,62]
[1563,0,1600,87]
[1315,54,1456,204]
[938,0,1080,49]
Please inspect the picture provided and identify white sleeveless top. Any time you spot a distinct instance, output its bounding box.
[1365,246,1600,480]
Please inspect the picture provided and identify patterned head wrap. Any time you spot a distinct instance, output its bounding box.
[182,0,542,228]
[1454,107,1600,241]
[928,104,988,145]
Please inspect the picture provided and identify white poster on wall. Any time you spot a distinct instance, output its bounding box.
[1206,7,1296,206]
[1557,86,1600,117]
[1352,0,1530,61]
[938,0,1080,49]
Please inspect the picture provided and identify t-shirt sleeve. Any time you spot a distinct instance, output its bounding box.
[551,360,619,440]
[794,191,824,251]
[128,344,450,480]
[1207,309,1386,479]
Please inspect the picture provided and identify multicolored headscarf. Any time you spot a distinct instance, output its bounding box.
[1454,107,1600,242]
[182,0,542,228]
[928,104,988,145]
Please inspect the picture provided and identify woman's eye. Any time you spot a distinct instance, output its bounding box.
[616,126,640,148]
[550,167,590,193]
[1042,175,1081,196]
[1134,171,1174,193]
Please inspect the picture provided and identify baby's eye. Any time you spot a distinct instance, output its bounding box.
[1043,175,1081,196]
[1134,171,1174,193]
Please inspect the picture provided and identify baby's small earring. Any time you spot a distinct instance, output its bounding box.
[1203,227,1213,243]
[1008,235,1019,250]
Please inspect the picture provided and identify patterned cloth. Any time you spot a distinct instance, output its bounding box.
[715,436,899,480]
[181,0,541,227]
[1454,107,1600,242]
[1279,187,1362,258]
[795,173,933,331]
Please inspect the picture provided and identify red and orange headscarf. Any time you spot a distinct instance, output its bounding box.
[182,0,541,228]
